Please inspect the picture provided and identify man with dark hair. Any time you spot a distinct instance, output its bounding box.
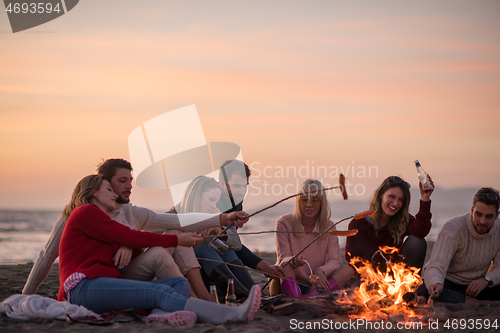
[421,187,500,305]
[217,159,251,213]
[22,158,248,301]
[96,158,133,188]
[216,159,285,279]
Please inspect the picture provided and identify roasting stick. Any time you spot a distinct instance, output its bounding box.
[426,290,436,307]
[196,258,311,288]
[201,229,359,239]
[259,210,375,291]
[283,212,372,270]
[208,174,348,247]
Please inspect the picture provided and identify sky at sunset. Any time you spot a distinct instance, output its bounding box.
[1,0,499,211]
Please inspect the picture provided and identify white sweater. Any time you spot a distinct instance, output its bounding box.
[423,213,500,287]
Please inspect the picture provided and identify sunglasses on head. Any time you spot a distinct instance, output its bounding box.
[387,176,411,189]
[299,197,321,207]
[475,193,499,203]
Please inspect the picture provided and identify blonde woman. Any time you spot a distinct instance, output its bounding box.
[271,179,354,297]
[345,175,433,270]
[58,174,261,325]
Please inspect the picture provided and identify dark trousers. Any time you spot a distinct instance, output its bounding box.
[418,278,500,303]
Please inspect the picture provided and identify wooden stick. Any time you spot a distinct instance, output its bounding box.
[196,258,310,288]
[208,186,342,245]
[259,214,354,291]
[247,186,340,218]
[208,174,346,247]
[201,229,358,238]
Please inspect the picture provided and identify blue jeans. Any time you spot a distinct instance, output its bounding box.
[70,276,191,314]
[194,242,239,275]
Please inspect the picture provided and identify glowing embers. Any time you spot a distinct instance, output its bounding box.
[339,246,424,322]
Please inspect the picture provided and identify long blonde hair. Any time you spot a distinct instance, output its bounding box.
[177,176,221,213]
[62,174,103,220]
[369,176,411,244]
[291,179,331,236]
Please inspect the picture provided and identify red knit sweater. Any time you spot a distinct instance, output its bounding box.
[57,204,178,301]
[345,200,432,264]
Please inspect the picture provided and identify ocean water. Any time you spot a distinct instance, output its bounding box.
[0,210,61,265]
[0,190,465,265]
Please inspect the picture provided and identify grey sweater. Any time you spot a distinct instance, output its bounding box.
[423,213,500,287]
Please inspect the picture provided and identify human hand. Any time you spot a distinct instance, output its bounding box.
[427,283,442,299]
[313,269,330,291]
[292,255,306,267]
[222,211,249,228]
[199,227,222,237]
[466,278,489,298]
[419,175,434,202]
[257,261,285,278]
[177,233,204,247]
[113,246,133,269]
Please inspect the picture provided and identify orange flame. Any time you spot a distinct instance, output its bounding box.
[341,246,423,322]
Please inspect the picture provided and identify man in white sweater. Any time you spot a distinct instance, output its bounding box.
[421,187,500,304]
[22,158,248,300]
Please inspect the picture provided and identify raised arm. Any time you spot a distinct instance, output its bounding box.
[22,215,66,295]
[407,200,432,238]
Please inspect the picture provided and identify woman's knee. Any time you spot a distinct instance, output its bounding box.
[330,265,355,288]
[154,276,191,297]
[220,249,239,262]
[401,235,427,268]
[403,235,427,249]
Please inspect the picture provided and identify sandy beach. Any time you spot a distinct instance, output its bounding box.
[1,245,500,332]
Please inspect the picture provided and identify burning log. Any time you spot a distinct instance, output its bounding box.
[403,292,418,307]
[339,246,427,322]
[269,287,434,323]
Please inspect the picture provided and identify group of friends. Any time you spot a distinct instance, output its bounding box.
[21,158,500,325]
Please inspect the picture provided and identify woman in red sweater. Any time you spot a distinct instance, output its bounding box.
[345,175,433,271]
[58,174,261,325]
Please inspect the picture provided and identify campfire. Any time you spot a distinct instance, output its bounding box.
[337,246,426,323]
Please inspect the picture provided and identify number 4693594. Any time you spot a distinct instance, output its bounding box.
[443,319,498,330]
[5,3,62,14]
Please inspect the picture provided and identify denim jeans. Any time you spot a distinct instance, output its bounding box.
[70,276,190,314]
[194,242,239,275]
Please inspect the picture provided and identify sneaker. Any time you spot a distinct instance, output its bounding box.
[145,310,197,325]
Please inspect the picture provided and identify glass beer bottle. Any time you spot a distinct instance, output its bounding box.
[414,160,433,190]
[225,279,237,306]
